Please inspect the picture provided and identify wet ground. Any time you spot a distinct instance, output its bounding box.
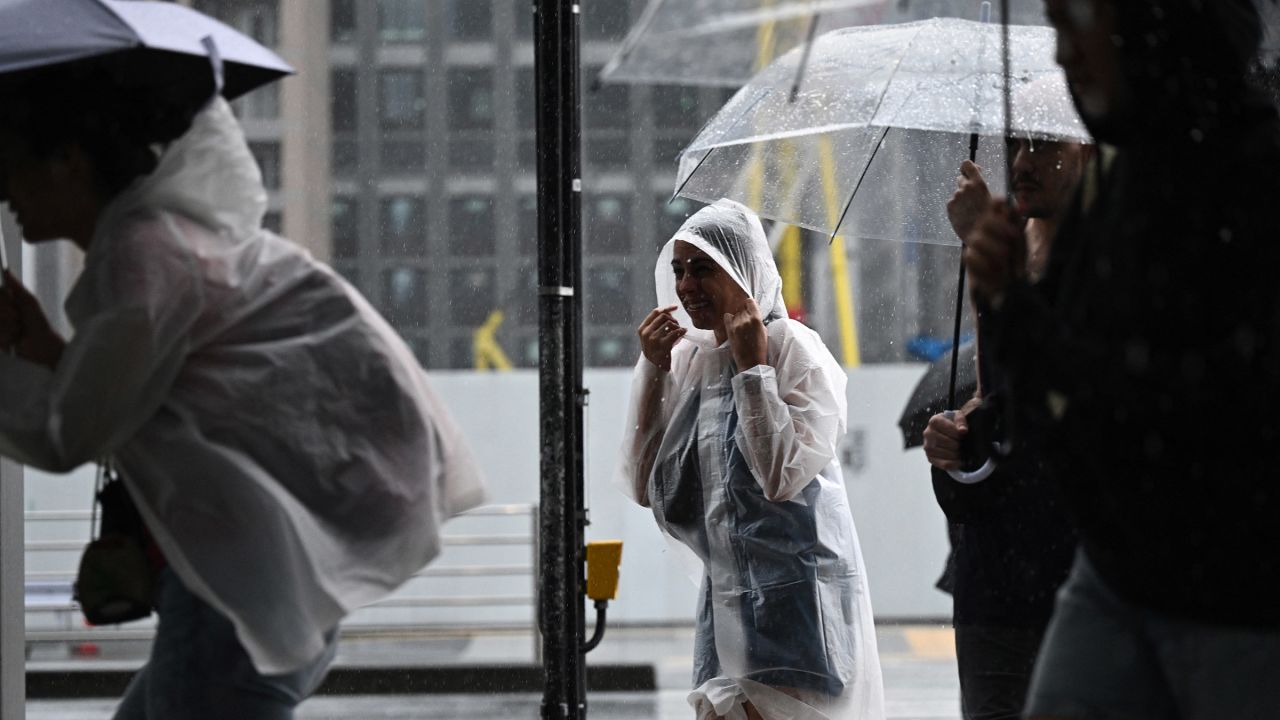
[27,624,961,719]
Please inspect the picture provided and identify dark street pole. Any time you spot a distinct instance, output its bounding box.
[533,1,587,718]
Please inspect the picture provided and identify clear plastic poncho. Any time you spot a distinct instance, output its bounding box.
[618,199,884,719]
[0,99,486,674]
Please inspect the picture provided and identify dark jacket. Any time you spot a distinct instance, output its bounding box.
[988,1,1280,627]
[932,333,1077,630]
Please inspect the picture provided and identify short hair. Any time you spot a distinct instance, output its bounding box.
[0,52,211,197]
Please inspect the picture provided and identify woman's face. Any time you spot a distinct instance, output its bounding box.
[671,239,748,338]
[0,130,95,244]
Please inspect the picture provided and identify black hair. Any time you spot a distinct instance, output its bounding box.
[0,50,210,198]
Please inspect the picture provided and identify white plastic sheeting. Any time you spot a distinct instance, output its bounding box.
[619,201,884,719]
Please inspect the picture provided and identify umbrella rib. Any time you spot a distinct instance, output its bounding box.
[826,124,890,243]
[788,10,823,102]
[670,147,718,205]
[825,20,930,242]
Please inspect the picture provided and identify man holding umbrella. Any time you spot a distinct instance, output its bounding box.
[923,126,1091,720]
[965,0,1280,717]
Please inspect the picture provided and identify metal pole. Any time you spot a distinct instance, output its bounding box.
[533,0,587,718]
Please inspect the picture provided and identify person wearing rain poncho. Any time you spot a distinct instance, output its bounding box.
[0,63,485,717]
[618,199,884,720]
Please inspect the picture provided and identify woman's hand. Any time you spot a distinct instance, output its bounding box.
[0,270,65,369]
[638,305,686,372]
[724,296,767,371]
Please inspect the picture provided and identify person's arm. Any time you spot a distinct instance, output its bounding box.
[617,306,686,506]
[731,323,847,503]
[0,215,203,471]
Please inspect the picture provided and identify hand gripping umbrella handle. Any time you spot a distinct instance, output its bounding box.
[941,410,997,485]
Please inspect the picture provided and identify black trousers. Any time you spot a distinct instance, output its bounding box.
[955,624,1045,720]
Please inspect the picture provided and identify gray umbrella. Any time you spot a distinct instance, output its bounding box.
[0,0,292,100]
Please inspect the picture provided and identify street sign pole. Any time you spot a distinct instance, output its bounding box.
[533,0,587,717]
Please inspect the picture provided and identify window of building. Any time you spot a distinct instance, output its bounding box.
[381,140,426,175]
[653,85,703,130]
[656,194,698,249]
[518,138,538,171]
[585,265,631,324]
[449,0,492,41]
[378,0,426,43]
[584,70,630,132]
[585,137,631,170]
[518,195,538,254]
[379,196,426,255]
[331,69,358,132]
[448,195,496,256]
[383,267,429,326]
[331,196,359,259]
[512,260,538,324]
[515,0,534,40]
[448,267,497,325]
[581,0,631,41]
[332,139,359,176]
[515,67,536,121]
[652,135,690,168]
[585,194,632,255]
[379,69,425,130]
[518,336,538,368]
[449,137,496,170]
[589,334,633,367]
[195,0,278,46]
[237,83,280,121]
[249,141,281,190]
[447,68,494,130]
[331,0,357,43]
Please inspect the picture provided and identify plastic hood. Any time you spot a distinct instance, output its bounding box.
[655,198,786,348]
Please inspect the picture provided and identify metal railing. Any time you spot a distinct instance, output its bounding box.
[23,503,540,651]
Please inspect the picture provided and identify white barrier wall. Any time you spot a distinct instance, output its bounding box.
[428,364,951,623]
[24,364,952,626]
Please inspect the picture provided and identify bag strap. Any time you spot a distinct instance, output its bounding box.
[89,458,118,541]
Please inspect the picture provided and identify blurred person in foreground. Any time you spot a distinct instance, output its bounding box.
[963,1,1280,717]
[924,127,1091,720]
[618,199,884,720]
[0,60,485,719]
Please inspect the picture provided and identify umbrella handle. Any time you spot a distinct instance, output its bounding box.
[947,458,997,485]
[942,410,997,484]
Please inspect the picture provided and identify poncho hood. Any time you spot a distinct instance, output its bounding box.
[655,198,786,348]
[109,97,267,238]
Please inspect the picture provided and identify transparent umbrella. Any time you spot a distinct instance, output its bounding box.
[599,0,1047,88]
[672,18,1089,245]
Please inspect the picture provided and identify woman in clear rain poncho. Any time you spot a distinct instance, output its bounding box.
[619,199,884,720]
[0,62,485,718]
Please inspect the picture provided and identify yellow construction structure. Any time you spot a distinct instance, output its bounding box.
[746,8,861,368]
[472,309,514,371]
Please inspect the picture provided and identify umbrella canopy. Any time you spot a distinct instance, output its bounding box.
[599,0,1048,88]
[675,18,1085,243]
[0,0,292,100]
[898,339,977,449]
[672,18,1088,244]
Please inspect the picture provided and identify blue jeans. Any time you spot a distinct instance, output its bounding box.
[112,568,337,720]
[1025,551,1280,720]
